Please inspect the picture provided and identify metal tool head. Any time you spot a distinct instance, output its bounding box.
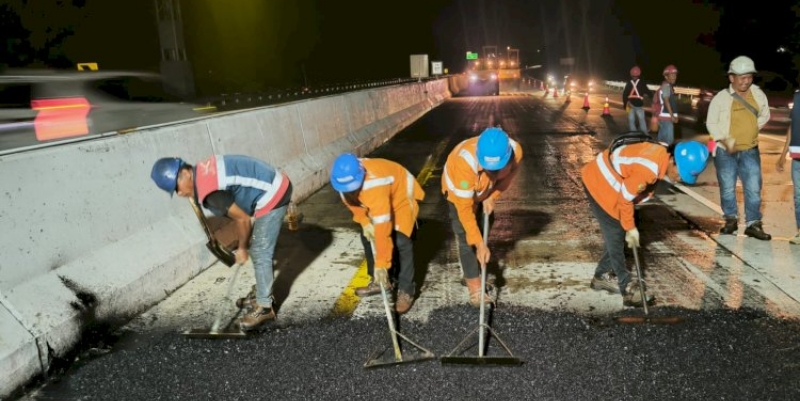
[614,315,685,325]
[180,328,248,339]
[364,347,436,369]
[440,355,523,366]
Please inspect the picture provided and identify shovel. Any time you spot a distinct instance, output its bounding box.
[363,241,435,368]
[441,213,523,366]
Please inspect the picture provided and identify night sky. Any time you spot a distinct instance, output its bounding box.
[2,0,800,96]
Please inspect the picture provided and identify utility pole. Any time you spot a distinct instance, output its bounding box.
[154,0,195,99]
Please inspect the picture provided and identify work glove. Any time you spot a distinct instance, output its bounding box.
[373,268,390,288]
[625,228,640,249]
[362,223,375,241]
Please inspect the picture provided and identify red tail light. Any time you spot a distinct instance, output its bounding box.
[31,97,91,141]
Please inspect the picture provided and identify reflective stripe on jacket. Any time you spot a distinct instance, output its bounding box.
[581,142,669,231]
[441,136,523,246]
[195,154,290,218]
[341,158,424,269]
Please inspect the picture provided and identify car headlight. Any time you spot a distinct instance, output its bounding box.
[469,74,477,82]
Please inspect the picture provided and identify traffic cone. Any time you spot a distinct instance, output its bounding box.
[553,87,558,98]
[602,95,610,116]
[582,93,590,111]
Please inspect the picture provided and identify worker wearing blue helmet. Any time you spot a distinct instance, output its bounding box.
[581,132,709,307]
[441,126,523,307]
[151,154,293,331]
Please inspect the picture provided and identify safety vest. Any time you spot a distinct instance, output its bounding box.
[628,79,643,99]
[655,82,679,121]
[581,142,669,231]
[441,136,523,246]
[195,155,290,219]
[340,158,424,269]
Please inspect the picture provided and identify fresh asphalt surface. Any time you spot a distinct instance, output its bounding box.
[15,91,800,400]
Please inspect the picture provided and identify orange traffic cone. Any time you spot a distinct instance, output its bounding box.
[582,93,591,111]
[602,95,610,116]
[553,87,558,98]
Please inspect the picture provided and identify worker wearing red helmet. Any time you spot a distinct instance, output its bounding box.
[652,64,680,144]
[622,65,653,134]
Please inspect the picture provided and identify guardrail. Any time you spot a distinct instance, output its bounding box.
[604,80,701,97]
[195,76,452,111]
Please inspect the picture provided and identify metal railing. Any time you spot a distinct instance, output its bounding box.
[194,76,451,112]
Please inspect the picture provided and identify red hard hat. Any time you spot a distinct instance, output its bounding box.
[630,66,641,77]
[663,64,678,74]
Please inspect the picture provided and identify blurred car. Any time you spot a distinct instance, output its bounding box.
[0,69,213,151]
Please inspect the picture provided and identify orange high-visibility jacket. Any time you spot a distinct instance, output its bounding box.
[581,142,670,231]
[441,136,523,246]
[340,158,425,269]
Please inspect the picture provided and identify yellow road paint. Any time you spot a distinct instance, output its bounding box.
[328,138,450,317]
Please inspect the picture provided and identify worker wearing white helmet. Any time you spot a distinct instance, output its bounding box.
[705,55,772,240]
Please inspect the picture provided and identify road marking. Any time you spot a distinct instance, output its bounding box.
[329,139,450,317]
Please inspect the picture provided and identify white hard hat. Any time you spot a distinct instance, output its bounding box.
[728,56,757,75]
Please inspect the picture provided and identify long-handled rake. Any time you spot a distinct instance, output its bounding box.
[614,244,684,325]
[182,261,248,339]
[441,213,523,366]
[364,241,435,368]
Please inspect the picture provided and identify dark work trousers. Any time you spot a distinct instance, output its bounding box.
[360,230,416,296]
[584,184,631,293]
[447,201,487,280]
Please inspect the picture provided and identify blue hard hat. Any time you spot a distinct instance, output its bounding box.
[674,141,709,185]
[330,153,365,192]
[476,127,512,170]
[151,157,185,196]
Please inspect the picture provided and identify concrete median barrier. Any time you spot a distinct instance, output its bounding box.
[0,78,452,398]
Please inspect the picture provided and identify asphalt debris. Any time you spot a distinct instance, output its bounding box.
[22,306,800,400]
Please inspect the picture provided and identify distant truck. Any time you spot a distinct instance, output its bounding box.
[497,48,521,92]
[467,46,500,96]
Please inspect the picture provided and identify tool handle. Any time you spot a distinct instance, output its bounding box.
[478,212,490,357]
[631,244,649,315]
[371,241,402,361]
[189,198,216,240]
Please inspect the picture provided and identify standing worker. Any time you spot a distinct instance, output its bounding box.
[330,153,425,314]
[441,127,523,307]
[151,154,292,331]
[706,55,772,240]
[653,65,680,144]
[581,133,709,306]
[775,88,800,244]
[623,65,653,134]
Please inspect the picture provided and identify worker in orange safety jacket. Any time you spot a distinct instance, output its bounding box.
[441,126,523,307]
[581,132,709,307]
[330,153,425,314]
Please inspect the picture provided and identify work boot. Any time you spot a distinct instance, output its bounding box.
[590,273,620,294]
[744,221,771,241]
[622,280,655,307]
[460,277,495,292]
[239,304,276,331]
[719,217,738,235]
[235,285,257,309]
[790,230,800,245]
[465,277,493,307]
[395,291,414,314]
[355,279,392,297]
